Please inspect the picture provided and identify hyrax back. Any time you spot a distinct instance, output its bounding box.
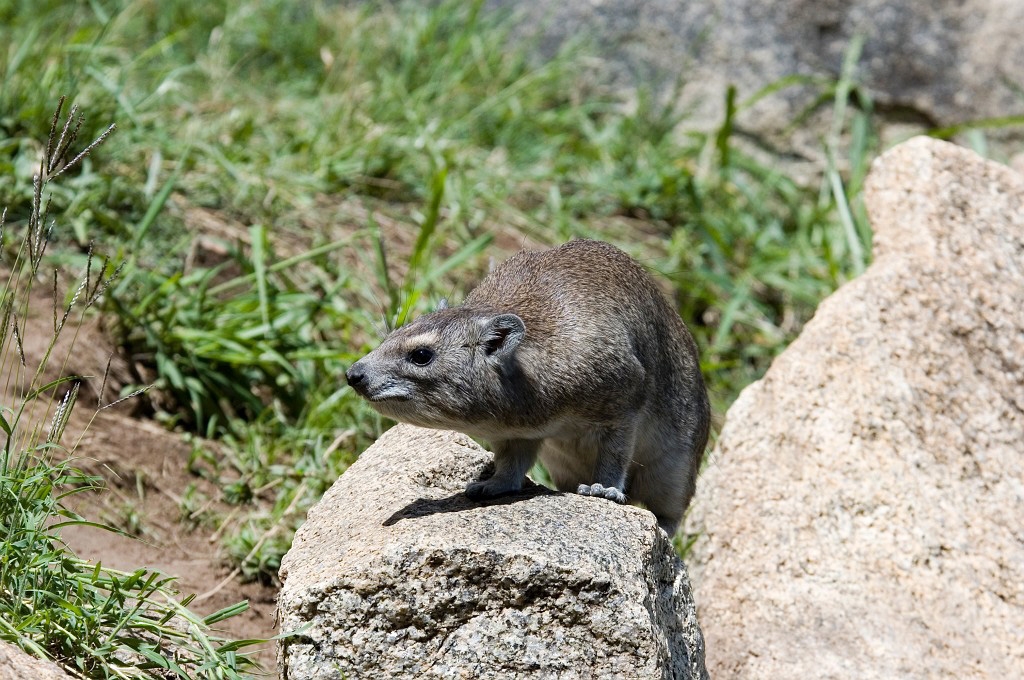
[346,239,709,534]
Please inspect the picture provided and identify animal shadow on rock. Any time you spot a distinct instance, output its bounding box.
[382,467,557,526]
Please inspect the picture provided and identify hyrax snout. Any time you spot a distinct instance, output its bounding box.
[346,239,710,534]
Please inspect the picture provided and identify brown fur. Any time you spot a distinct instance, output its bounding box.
[346,240,710,534]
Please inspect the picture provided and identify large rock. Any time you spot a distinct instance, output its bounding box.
[491,0,1024,148]
[277,424,707,679]
[687,136,1024,677]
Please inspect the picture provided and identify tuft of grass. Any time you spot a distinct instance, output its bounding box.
[0,100,258,678]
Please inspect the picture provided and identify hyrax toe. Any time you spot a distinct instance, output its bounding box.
[577,483,627,504]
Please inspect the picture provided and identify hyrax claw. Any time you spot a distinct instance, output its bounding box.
[577,483,627,504]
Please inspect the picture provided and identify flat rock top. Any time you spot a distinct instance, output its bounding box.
[280,426,663,590]
[687,136,1024,678]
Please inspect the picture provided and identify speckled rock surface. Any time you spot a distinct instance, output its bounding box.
[277,424,707,680]
[687,136,1024,678]
[0,641,74,680]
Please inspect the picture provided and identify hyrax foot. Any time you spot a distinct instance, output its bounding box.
[465,478,521,500]
[577,483,627,504]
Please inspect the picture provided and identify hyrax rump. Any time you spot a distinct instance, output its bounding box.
[346,239,710,534]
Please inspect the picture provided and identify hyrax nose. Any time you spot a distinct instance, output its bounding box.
[346,363,367,391]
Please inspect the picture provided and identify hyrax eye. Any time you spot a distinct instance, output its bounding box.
[408,347,435,366]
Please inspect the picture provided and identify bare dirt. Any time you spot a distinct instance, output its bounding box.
[60,411,280,674]
[15,284,280,675]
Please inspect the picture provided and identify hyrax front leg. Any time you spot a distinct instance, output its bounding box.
[466,438,541,500]
[576,425,636,505]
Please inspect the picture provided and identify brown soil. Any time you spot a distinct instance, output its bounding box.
[60,410,280,674]
[13,283,280,675]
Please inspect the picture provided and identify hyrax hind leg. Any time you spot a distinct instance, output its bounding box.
[466,438,541,499]
[628,466,691,535]
[628,441,699,536]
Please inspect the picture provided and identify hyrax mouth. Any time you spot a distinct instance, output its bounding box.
[368,392,410,403]
[361,381,415,403]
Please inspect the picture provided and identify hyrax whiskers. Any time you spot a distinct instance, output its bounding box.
[345,239,710,534]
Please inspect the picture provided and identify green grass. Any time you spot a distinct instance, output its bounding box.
[0,100,257,678]
[1,0,1020,590]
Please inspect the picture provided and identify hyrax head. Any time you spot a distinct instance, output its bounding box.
[345,306,525,430]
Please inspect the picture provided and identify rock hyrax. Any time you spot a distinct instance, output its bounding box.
[346,239,710,534]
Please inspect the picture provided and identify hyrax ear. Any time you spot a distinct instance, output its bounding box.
[479,314,525,360]
[435,298,449,311]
